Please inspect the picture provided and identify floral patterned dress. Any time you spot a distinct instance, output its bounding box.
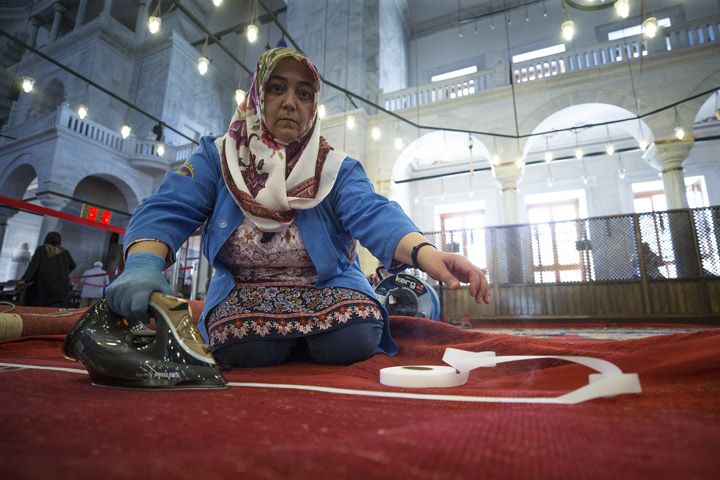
[206,219,383,350]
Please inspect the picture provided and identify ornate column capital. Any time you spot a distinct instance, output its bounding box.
[642,138,694,173]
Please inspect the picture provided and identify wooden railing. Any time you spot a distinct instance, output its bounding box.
[419,206,720,323]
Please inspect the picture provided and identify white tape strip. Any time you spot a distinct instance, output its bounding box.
[0,349,641,404]
[380,366,469,388]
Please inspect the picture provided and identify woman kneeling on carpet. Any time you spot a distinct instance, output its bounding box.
[106,48,490,368]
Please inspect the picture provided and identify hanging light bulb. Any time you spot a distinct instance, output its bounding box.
[673,106,685,140]
[605,143,615,155]
[615,0,630,19]
[148,15,161,34]
[617,168,626,179]
[574,148,584,159]
[371,126,381,141]
[213,0,223,6]
[21,76,34,93]
[246,24,259,43]
[514,157,524,169]
[581,174,589,185]
[547,175,554,187]
[492,153,501,165]
[561,20,575,41]
[317,104,326,119]
[198,56,210,75]
[234,89,246,105]
[345,114,355,130]
[441,151,449,163]
[638,138,649,151]
[394,136,404,151]
[544,151,553,163]
[413,196,419,204]
[157,143,165,156]
[490,17,495,30]
[121,124,131,139]
[77,104,88,119]
[642,17,658,38]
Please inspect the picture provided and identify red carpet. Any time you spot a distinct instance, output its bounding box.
[1,311,719,479]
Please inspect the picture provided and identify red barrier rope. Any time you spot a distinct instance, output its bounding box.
[0,194,125,234]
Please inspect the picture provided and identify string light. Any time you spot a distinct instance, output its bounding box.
[371,126,381,141]
[544,135,552,163]
[394,136,404,151]
[235,89,245,105]
[213,0,223,6]
[77,104,88,119]
[673,106,685,139]
[561,1,575,41]
[345,114,355,130]
[21,76,34,92]
[246,24,259,43]
[148,1,162,34]
[642,17,658,38]
[148,15,161,34]
[157,143,165,156]
[638,138,649,151]
[197,56,209,75]
[121,124,132,139]
[615,0,630,18]
[605,124,615,155]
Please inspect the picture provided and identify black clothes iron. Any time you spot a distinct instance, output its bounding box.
[63,292,227,390]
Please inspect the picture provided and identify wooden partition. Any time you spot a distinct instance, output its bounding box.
[441,279,720,324]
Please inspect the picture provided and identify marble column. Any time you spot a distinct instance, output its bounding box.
[492,160,526,284]
[135,0,150,35]
[492,161,524,225]
[28,17,41,47]
[74,0,88,30]
[102,0,115,21]
[643,139,701,277]
[643,139,693,209]
[48,3,66,42]
[36,193,72,241]
[0,210,17,272]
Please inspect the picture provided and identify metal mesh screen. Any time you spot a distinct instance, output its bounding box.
[422,206,719,286]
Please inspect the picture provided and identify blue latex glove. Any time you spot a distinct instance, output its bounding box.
[106,253,172,324]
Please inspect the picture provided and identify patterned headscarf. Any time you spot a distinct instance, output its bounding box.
[218,48,345,232]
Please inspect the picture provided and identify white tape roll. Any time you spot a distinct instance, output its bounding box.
[379,365,469,388]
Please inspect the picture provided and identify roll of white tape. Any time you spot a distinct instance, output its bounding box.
[379,365,469,388]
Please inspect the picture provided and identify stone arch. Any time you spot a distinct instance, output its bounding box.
[522,103,653,161]
[0,159,38,200]
[389,131,493,210]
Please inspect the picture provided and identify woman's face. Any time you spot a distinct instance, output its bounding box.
[263,58,316,144]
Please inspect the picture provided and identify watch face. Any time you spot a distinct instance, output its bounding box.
[565,0,617,11]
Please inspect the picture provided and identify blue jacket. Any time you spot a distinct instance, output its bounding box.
[123,136,420,354]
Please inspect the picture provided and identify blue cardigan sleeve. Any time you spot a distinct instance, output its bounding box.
[329,159,420,268]
[123,137,221,261]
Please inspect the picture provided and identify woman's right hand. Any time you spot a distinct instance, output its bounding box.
[105,253,172,325]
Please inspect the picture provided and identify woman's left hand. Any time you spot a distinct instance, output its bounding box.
[417,249,491,304]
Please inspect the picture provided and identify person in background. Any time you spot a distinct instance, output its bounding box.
[107,47,490,369]
[79,261,110,307]
[22,232,76,307]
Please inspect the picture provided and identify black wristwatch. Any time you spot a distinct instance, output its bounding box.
[411,242,437,269]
